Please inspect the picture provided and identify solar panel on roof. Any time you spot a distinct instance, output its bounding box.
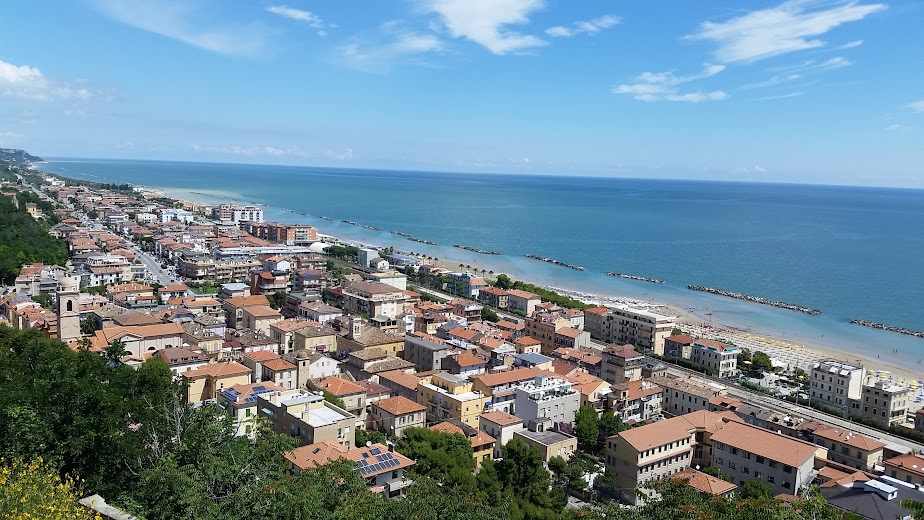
[380,452,394,461]
[369,447,381,455]
[253,386,266,393]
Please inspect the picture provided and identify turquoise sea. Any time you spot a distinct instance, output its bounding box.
[42,158,924,365]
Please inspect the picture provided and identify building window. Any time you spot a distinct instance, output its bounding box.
[768,476,775,484]
[783,482,791,489]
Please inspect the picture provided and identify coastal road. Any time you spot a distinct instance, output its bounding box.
[661,363,924,455]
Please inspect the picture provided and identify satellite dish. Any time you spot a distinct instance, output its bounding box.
[366,441,372,447]
[696,465,701,470]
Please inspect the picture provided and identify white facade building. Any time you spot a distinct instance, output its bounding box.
[810,360,864,411]
[513,375,581,426]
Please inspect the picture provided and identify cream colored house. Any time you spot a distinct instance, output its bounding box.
[369,396,426,438]
[183,362,253,403]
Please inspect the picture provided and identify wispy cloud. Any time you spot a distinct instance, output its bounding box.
[339,21,444,73]
[759,91,804,100]
[689,0,886,63]
[266,5,328,36]
[92,0,273,56]
[613,64,728,102]
[742,56,851,90]
[909,100,924,113]
[0,131,23,145]
[546,15,619,38]
[0,59,110,101]
[835,39,864,49]
[419,0,546,55]
[882,124,911,132]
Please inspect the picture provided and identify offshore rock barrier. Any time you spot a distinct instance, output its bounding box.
[342,220,357,225]
[526,254,584,271]
[605,272,664,284]
[849,319,924,338]
[391,230,438,246]
[363,225,382,231]
[454,244,502,255]
[687,285,822,315]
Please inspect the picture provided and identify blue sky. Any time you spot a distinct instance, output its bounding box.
[1,0,922,187]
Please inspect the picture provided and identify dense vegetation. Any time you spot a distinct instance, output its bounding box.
[0,192,68,283]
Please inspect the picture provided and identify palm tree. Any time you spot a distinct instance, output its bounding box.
[105,339,128,365]
[488,270,494,276]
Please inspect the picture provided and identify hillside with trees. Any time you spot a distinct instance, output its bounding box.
[0,191,68,283]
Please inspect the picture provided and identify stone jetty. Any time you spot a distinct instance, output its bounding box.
[604,272,664,283]
[849,319,924,338]
[687,285,821,315]
[525,254,584,271]
[454,244,502,255]
[390,230,438,246]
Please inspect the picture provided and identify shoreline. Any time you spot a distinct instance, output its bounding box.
[60,176,924,391]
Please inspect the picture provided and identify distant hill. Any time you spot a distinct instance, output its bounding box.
[0,148,43,165]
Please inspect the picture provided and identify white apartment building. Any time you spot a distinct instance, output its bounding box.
[513,375,581,426]
[213,203,264,224]
[342,281,405,318]
[810,360,864,411]
[857,380,911,426]
[690,339,740,379]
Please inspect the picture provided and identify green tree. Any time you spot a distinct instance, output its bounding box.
[496,437,553,510]
[31,293,53,309]
[80,317,96,335]
[355,428,387,447]
[701,465,733,482]
[321,390,345,409]
[573,407,600,450]
[751,351,773,372]
[395,427,476,491]
[268,290,287,310]
[598,411,625,444]
[494,274,513,290]
[481,307,499,322]
[741,478,773,501]
[104,339,128,365]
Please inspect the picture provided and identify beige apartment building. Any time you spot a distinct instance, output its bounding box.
[314,376,367,425]
[811,425,884,471]
[241,305,283,336]
[605,415,696,505]
[584,306,675,356]
[649,375,727,416]
[857,380,911,426]
[417,372,489,428]
[810,360,864,411]
[524,313,571,355]
[258,388,356,448]
[884,452,924,486]
[480,411,525,458]
[710,420,821,495]
[600,344,643,385]
[342,281,406,318]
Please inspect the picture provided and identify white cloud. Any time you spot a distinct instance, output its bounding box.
[689,0,886,63]
[613,63,728,102]
[266,5,328,36]
[0,59,109,101]
[339,22,444,73]
[0,60,50,100]
[546,14,620,38]
[883,124,911,132]
[420,0,546,55]
[909,100,924,113]
[92,0,272,56]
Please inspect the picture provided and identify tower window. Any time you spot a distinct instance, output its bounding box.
[66,300,73,312]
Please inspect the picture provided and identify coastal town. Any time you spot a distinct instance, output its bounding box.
[4,155,924,520]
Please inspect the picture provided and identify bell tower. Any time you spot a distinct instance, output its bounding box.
[56,276,81,343]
